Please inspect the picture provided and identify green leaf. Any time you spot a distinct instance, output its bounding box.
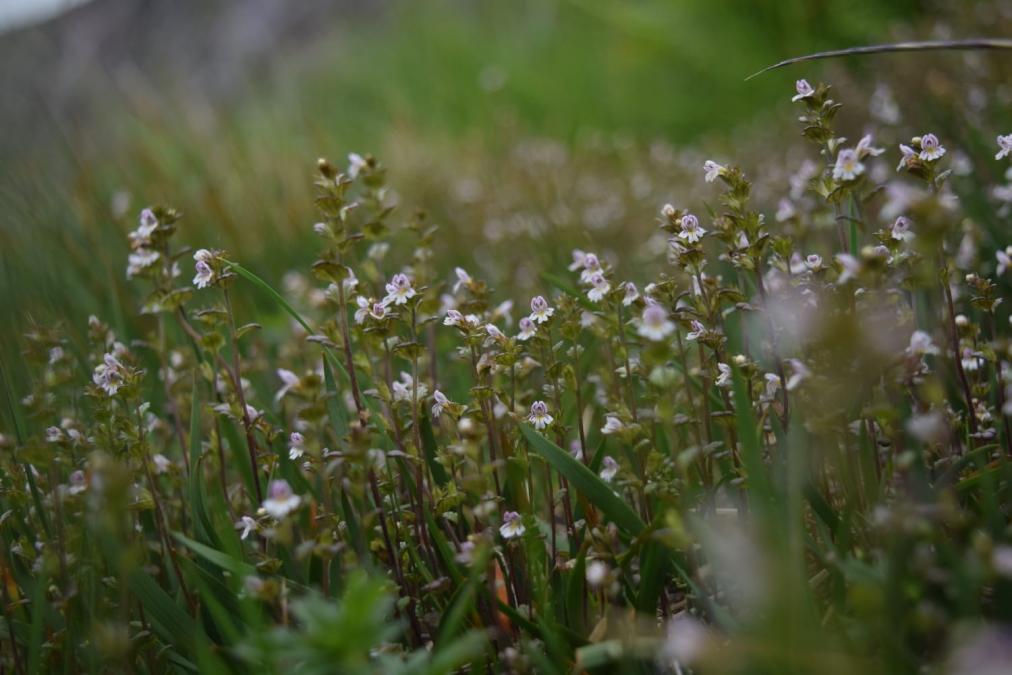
[420,412,450,487]
[435,544,491,646]
[520,424,645,535]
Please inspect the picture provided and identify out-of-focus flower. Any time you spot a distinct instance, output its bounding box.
[587,273,611,302]
[600,456,619,482]
[785,359,810,391]
[638,304,675,341]
[996,246,1012,275]
[236,515,258,540]
[601,414,624,435]
[791,79,814,102]
[261,480,301,519]
[499,511,525,539]
[907,330,940,356]
[833,148,865,182]
[622,282,639,306]
[275,369,299,401]
[431,390,451,419]
[997,134,1012,161]
[288,432,305,460]
[517,317,537,341]
[891,216,914,241]
[703,160,726,183]
[586,560,609,587]
[347,152,367,179]
[452,267,472,293]
[805,254,823,271]
[93,353,126,396]
[685,320,706,341]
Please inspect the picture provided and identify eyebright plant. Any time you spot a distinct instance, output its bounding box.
[4,82,1012,674]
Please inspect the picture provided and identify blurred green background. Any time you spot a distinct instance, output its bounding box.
[0,0,957,372]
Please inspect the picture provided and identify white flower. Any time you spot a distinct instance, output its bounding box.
[347,152,367,178]
[601,414,624,435]
[67,470,87,495]
[492,299,514,326]
[677,214,706,244]
[962,348,982,373]
[392,372,428,403]
[130,208,159,248]
[791,79,815,102]
[996,134,1012,161]
[661,203,677,219]
[763,373,782,401]
[637,303,675,341]
[855,134,885,158]
[918,133,946,161]
[261,480,301,519]
[288,432,305,460]
[578,253,602,283]
[587,273,611,302]
[383,273,416,306]
[92,353,126,396]
[568,249,588,271]
[354,296,372,324]
[368,302,388,322]
[275,368,299,401]
[431,390,450,418]
[126,249,161,278]
[832,148,865,182]
[453,267,472,293]
[907,330,940,356]
[715,363,732,388]
[528,400,553,430]
[785,359,810,391]
[193,261,214,289]
[703,160,726,183]
[194,248,213,264]
[485,323,506,342]
[805,254,824,271]
[443,309,464,327]
[622,282,639,306]
[600,456,619,482]
[835,253,860,283]
[46,426,63,443]
[586,561,609,587]
[517,317,537,341]
[529,295,554,323]
[997,246,1012,275]
[685,319,706,341]
[236,516,258,540]
[499,511,525,539]
[890,216,914,241]
[897,143,917,171]
[152,454,171,474]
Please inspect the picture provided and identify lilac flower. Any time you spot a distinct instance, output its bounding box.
[997,134,1012,161]
[677,213,706,244]
[587,273,611,302]
[288,432,305,460]
[92,353,126,396]
[431,390,450,418]
[392,372,428,403]
[805,254,824,271]
[368,302,388,321]
[685,320,706,341]
[517,317,537,341]
[637,304,675,341]
[601,414,624,435]
[499,511,525,539]
[528,400,553,429]
[443,309,465,327]
[67,470,87,495]
[791,79,814,102]
[529,295,554,323]
[600,456,619,482]
[578,253,602,283]
[485,323,506,343]
[703,160,726,183]
[715,363,732,388]
[383,273,416,306]
[127,249,161,278]
[832,148,865,182]
[130,208,159,248]
[193,251,215,288]
[835,253,860,283]
[785,359,810,391]
[891,216,914,241]
[907,330,940,356]
[567,249,588,271]
[261,480,301,518]
[918,133,946,161]
[622,282,639,306]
